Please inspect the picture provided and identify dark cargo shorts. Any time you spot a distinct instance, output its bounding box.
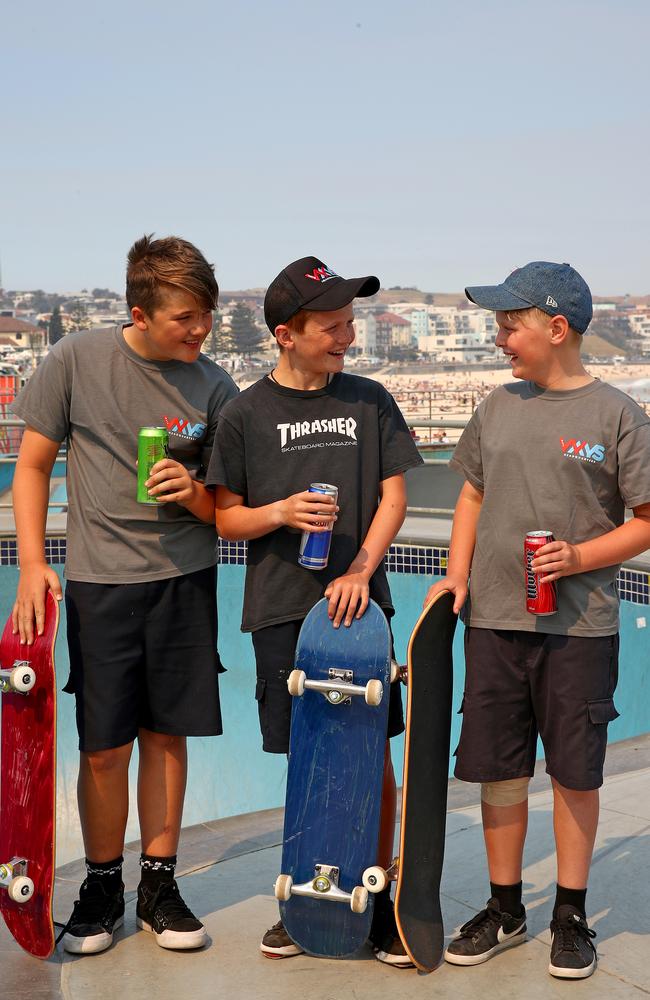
[252,611,405,754]
[454,626,620,791]
[65,567,225,752]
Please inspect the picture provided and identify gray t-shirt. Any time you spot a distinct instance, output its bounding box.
[12,326,238,583]
[451,379,650,636]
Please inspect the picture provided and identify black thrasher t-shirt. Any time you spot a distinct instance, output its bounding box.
[206,372,422,631]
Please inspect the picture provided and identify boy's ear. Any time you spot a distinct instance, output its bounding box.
[274,324,294,350]
[548,314,570,345]
[131,305,148,330]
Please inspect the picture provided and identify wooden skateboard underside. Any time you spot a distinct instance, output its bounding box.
[280,599,390,957]
[395,589,456,972]
[0,592,58,959]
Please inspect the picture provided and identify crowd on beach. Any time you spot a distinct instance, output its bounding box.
[239,362,650,446]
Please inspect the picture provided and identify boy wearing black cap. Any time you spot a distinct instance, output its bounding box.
[207,256,422,964]
[426,262,650,979]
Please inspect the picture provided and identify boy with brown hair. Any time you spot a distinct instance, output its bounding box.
[11,234,237,954]
[426,262,650,979]
[208,255,422,964]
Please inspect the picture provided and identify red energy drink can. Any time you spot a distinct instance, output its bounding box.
[524,531,558,615]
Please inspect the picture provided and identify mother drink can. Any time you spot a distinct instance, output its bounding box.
[298,483,338,570]
[524,530,557,615]
[137,427,169,504]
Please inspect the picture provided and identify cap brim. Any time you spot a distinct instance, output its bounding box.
[304,275,379,313]
[465,283,533,312]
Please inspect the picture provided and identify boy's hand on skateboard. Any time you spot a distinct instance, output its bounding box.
[324,572,369,628]
[424,575,467,615]
[531,538,581,582]
[145,458,196,506]
[276,491,338,532]
[13,564,63,644]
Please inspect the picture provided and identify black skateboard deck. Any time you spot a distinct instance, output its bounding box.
[395,589,457,971]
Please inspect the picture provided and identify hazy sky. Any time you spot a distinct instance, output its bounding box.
[3,0,649,295]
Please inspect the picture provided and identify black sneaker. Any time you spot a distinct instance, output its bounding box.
[136,879,207,950]
[444,897,527,966]
[60,879,125,955]
[260,919,304,958]
[549,905,597,979]
[368,890,413,968]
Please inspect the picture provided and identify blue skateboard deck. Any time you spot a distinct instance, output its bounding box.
[277,599,391,958]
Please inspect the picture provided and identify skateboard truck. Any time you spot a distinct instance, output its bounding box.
[0,661,36,695]
[0,859,35,904]
[391,659,408,684]
[275,864,370,913]
[287,668,384,707]
[361,857,399,893]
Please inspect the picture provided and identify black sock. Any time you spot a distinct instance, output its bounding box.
[554,884,587,919]
[85,856,123,894]
[139,853,177,886]
[490,881,523,917]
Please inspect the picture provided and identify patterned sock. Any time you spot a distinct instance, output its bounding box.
[554,884,587,919]
[85,856,124,894]
[139,853,177,886]
[490,881,523,917]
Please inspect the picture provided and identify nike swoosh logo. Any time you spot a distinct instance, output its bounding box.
[497,922,524,943]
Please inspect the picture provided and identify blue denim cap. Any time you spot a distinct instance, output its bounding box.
[465,261,593,334]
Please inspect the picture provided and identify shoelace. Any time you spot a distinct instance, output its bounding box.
[55,881,118,944]
[554,913,597,954]
[147,880,195,923]
[457,901,502,940]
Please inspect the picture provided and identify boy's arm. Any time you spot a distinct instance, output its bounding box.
[145,458,216,523]
[323,473,407,628]
[12,428,64,643]
[215,485,337,540]
[423,480,484,613]
[532,502,650,581]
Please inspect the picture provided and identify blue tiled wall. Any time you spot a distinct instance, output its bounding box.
[2,536,647,602]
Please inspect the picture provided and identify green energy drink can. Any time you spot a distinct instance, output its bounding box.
[137,427,168,504]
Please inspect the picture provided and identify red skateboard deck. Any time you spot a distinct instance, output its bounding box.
[0,591,59,959]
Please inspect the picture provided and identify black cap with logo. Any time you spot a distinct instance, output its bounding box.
[264,256,380,334]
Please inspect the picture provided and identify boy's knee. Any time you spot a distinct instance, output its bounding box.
[81,744,132,775]
[481,777,530,806]
[138,729,186,752]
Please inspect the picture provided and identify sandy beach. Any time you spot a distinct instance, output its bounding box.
[237,362,650,444]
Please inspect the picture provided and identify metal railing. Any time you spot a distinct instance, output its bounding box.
[0,418,467,516]
[0,419,66,509]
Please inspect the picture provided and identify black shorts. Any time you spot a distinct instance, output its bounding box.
[252,612,405,754]
[455,626,620,791]
[65,567,224,752]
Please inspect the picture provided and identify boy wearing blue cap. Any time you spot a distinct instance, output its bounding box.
[426,262,650,979]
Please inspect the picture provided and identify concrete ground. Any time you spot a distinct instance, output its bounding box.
[2,735,649,1000]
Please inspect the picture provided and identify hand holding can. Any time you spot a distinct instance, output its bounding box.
[298,484,339,570]
[524,531,558,615]
[137,427,169,505]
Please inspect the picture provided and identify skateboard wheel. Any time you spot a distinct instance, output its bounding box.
[8,876,34,903]
[10,666,36,693]
[350,886,368,914]
[362,866,388,893]
[274,874,293,901]
[287,670,306,697]
[364,680,383,707]
[390,660,400,683]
